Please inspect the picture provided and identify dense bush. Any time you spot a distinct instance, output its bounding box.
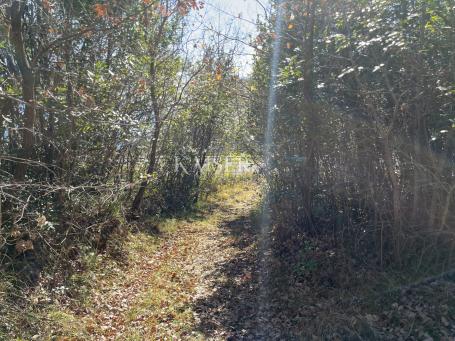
[0,0,243,282]
[250,0,455,269]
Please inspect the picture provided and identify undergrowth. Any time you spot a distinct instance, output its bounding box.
[0,180,257,340]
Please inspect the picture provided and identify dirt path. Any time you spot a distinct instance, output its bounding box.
[75,182,277,340]
[29,181,455,340]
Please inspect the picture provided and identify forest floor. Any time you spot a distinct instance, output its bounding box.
[2,181,455,340]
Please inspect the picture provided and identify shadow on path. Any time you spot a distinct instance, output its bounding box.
[191,210,289,340]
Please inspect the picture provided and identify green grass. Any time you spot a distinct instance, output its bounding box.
[45,309,93,339]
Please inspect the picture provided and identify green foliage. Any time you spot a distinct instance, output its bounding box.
[0,4,245,339]
[250,0,455,269]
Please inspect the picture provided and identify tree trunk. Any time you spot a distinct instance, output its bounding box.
[9,0,36,182]
[131,123,161,213]
[131,37,164,214]
[301,0,317,230]
[382,132,402,262]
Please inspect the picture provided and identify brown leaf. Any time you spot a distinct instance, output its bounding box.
[36,214,47,227]
[94,3,108,17]
[10,226,22,239]
[15,240,34,253]
[42,0,51,11]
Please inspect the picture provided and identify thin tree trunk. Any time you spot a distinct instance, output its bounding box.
[382,132,402,262]
[9,1,36,182]
[131,34,164,213]
[131,123,161,212]
[301,0,317,230]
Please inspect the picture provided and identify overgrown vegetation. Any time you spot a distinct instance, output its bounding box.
[249,0,455,272]
[1,0,455,338]
[0,0,250,336]
[0,0,245,279]
[1,181,258,339]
